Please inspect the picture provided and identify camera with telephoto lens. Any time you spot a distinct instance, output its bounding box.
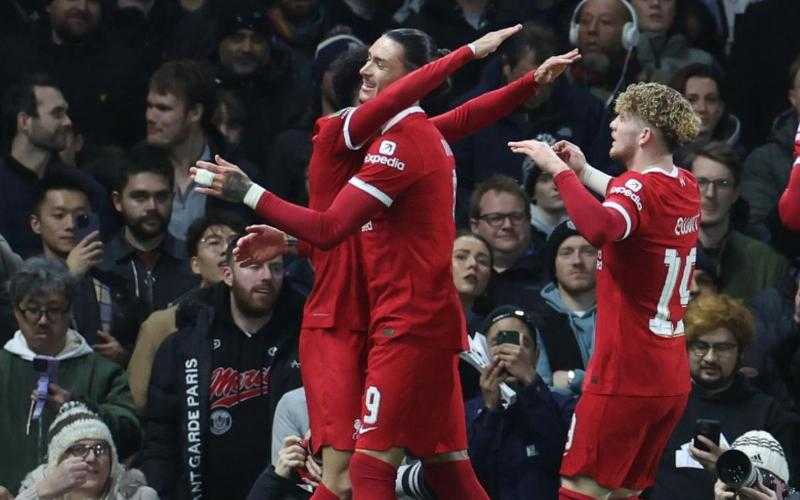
[717,449,761,490]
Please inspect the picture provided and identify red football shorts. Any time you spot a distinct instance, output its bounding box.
[354,337,467,458]
[560,392,689,491]
[300,327,368,454]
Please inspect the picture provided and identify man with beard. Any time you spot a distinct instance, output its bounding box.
[141,239,304,500]
[648,293,800,500]
[526,221,597,396]
[99,144,197,314]
[0,74,112,258]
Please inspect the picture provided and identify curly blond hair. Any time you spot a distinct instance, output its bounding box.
[615,82,701,152]
[684,293,755,351]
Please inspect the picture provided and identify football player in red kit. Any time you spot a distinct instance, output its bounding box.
[194,31,579,499]
[509,82,702,499]
[777,120,800,232]
[195,27,579,499]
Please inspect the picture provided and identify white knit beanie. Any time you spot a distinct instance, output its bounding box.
[47,401,119,477]
[731,430,790,483]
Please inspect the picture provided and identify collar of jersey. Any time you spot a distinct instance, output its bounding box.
[382,105,425,134]
[640,165,678,178]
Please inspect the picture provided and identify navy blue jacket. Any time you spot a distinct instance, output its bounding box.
[467,377,575,500]
[452,65,613,224]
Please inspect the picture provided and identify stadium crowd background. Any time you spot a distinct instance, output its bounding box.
[0,0,799,499]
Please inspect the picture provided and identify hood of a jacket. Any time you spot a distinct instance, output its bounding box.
[767,109,799,150]
[4,329,93,361]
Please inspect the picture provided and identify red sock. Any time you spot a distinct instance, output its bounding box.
[559,486,597,499]
[349,452,397,500]
[423,459,489,499]
[311,483,340,500]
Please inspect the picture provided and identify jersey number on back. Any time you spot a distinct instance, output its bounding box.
[649,248,696,337]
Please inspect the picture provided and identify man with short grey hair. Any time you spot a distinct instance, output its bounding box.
[0,257,139,494]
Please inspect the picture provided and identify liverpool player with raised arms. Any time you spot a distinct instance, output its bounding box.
[194,30,579,499]
[195,26,579,499]
[508,82,701,499]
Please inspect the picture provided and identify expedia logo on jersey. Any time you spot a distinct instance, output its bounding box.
[209,366,271,412]
[379,140,396,155]
[609,186,643,211]
[184,358,202,497]
[364,153,405,171]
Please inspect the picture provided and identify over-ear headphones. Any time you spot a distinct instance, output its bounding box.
[569,0,640,52]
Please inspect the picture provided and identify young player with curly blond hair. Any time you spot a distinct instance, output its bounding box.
[509,82,702,499]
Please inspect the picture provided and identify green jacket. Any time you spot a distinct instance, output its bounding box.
[0,330,140,494]
[714,230,791,302]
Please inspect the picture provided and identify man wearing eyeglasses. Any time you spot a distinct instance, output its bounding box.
[0,257,140,494]
[648,293,799,500]
[689,141,789,302]
[469,174,546,310]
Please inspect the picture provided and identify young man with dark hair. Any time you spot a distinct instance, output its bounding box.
[689,142,790,302]
[510,82,702,498]
[99,144,197,314]
[30,171,144,365]
[0,74,112,258]
[146,59,262,240]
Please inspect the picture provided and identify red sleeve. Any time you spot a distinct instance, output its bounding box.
[343,45,474,149]
[778,165,800,232]
[553,169,629,247]
[254,185,384,250]
[431,72,538,143]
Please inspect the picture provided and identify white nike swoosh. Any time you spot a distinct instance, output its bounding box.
[358,426,378,435]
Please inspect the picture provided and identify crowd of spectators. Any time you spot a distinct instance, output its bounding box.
[0,0,799,498]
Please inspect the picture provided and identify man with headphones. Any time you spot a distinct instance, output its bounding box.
[568,0,641,104]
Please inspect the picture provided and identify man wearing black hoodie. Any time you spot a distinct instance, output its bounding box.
[142,241,304,500]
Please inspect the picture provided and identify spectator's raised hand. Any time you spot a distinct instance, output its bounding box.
[274,435,308,479]
[234,225,290,266]
[93,331,128,366]
[492,342,537,386]
[66,231,103,278]
[192,155,254,204]
[470,25,522,59]
[689,435,725,474]
[46,383,73,411]
[533,49,582,85]
[35,456,90,497]
[479,358,505,410]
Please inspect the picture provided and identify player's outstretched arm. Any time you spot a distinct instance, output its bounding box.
[431,50,580,143]
[778,120,800,231]
[345,25,523,149]
[193,156,383,250]
[508,140,627,247]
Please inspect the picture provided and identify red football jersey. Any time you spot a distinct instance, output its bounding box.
[348,107,467,350]
[302,110,371,331]
[584,166,700,397]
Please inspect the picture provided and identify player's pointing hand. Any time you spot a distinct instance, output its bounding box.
[234,224,290,265]
[470,24,523,59]
[192,155,254,204]
[508,140,570,176]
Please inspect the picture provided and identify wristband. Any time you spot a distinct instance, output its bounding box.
[467,42,477,55]
[579,163,613,195]
[243,183,267,210]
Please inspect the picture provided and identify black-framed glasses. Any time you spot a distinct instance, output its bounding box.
[64,442,109,459]
[478,211,528,227]
[697,177,734,191]
[688,340,738,357]
[17,304,69,322]
[199,234,237,252]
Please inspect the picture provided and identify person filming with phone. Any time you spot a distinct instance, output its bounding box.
[647,293,800,500]
[467,305,575,499]
[29,172,145,366]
